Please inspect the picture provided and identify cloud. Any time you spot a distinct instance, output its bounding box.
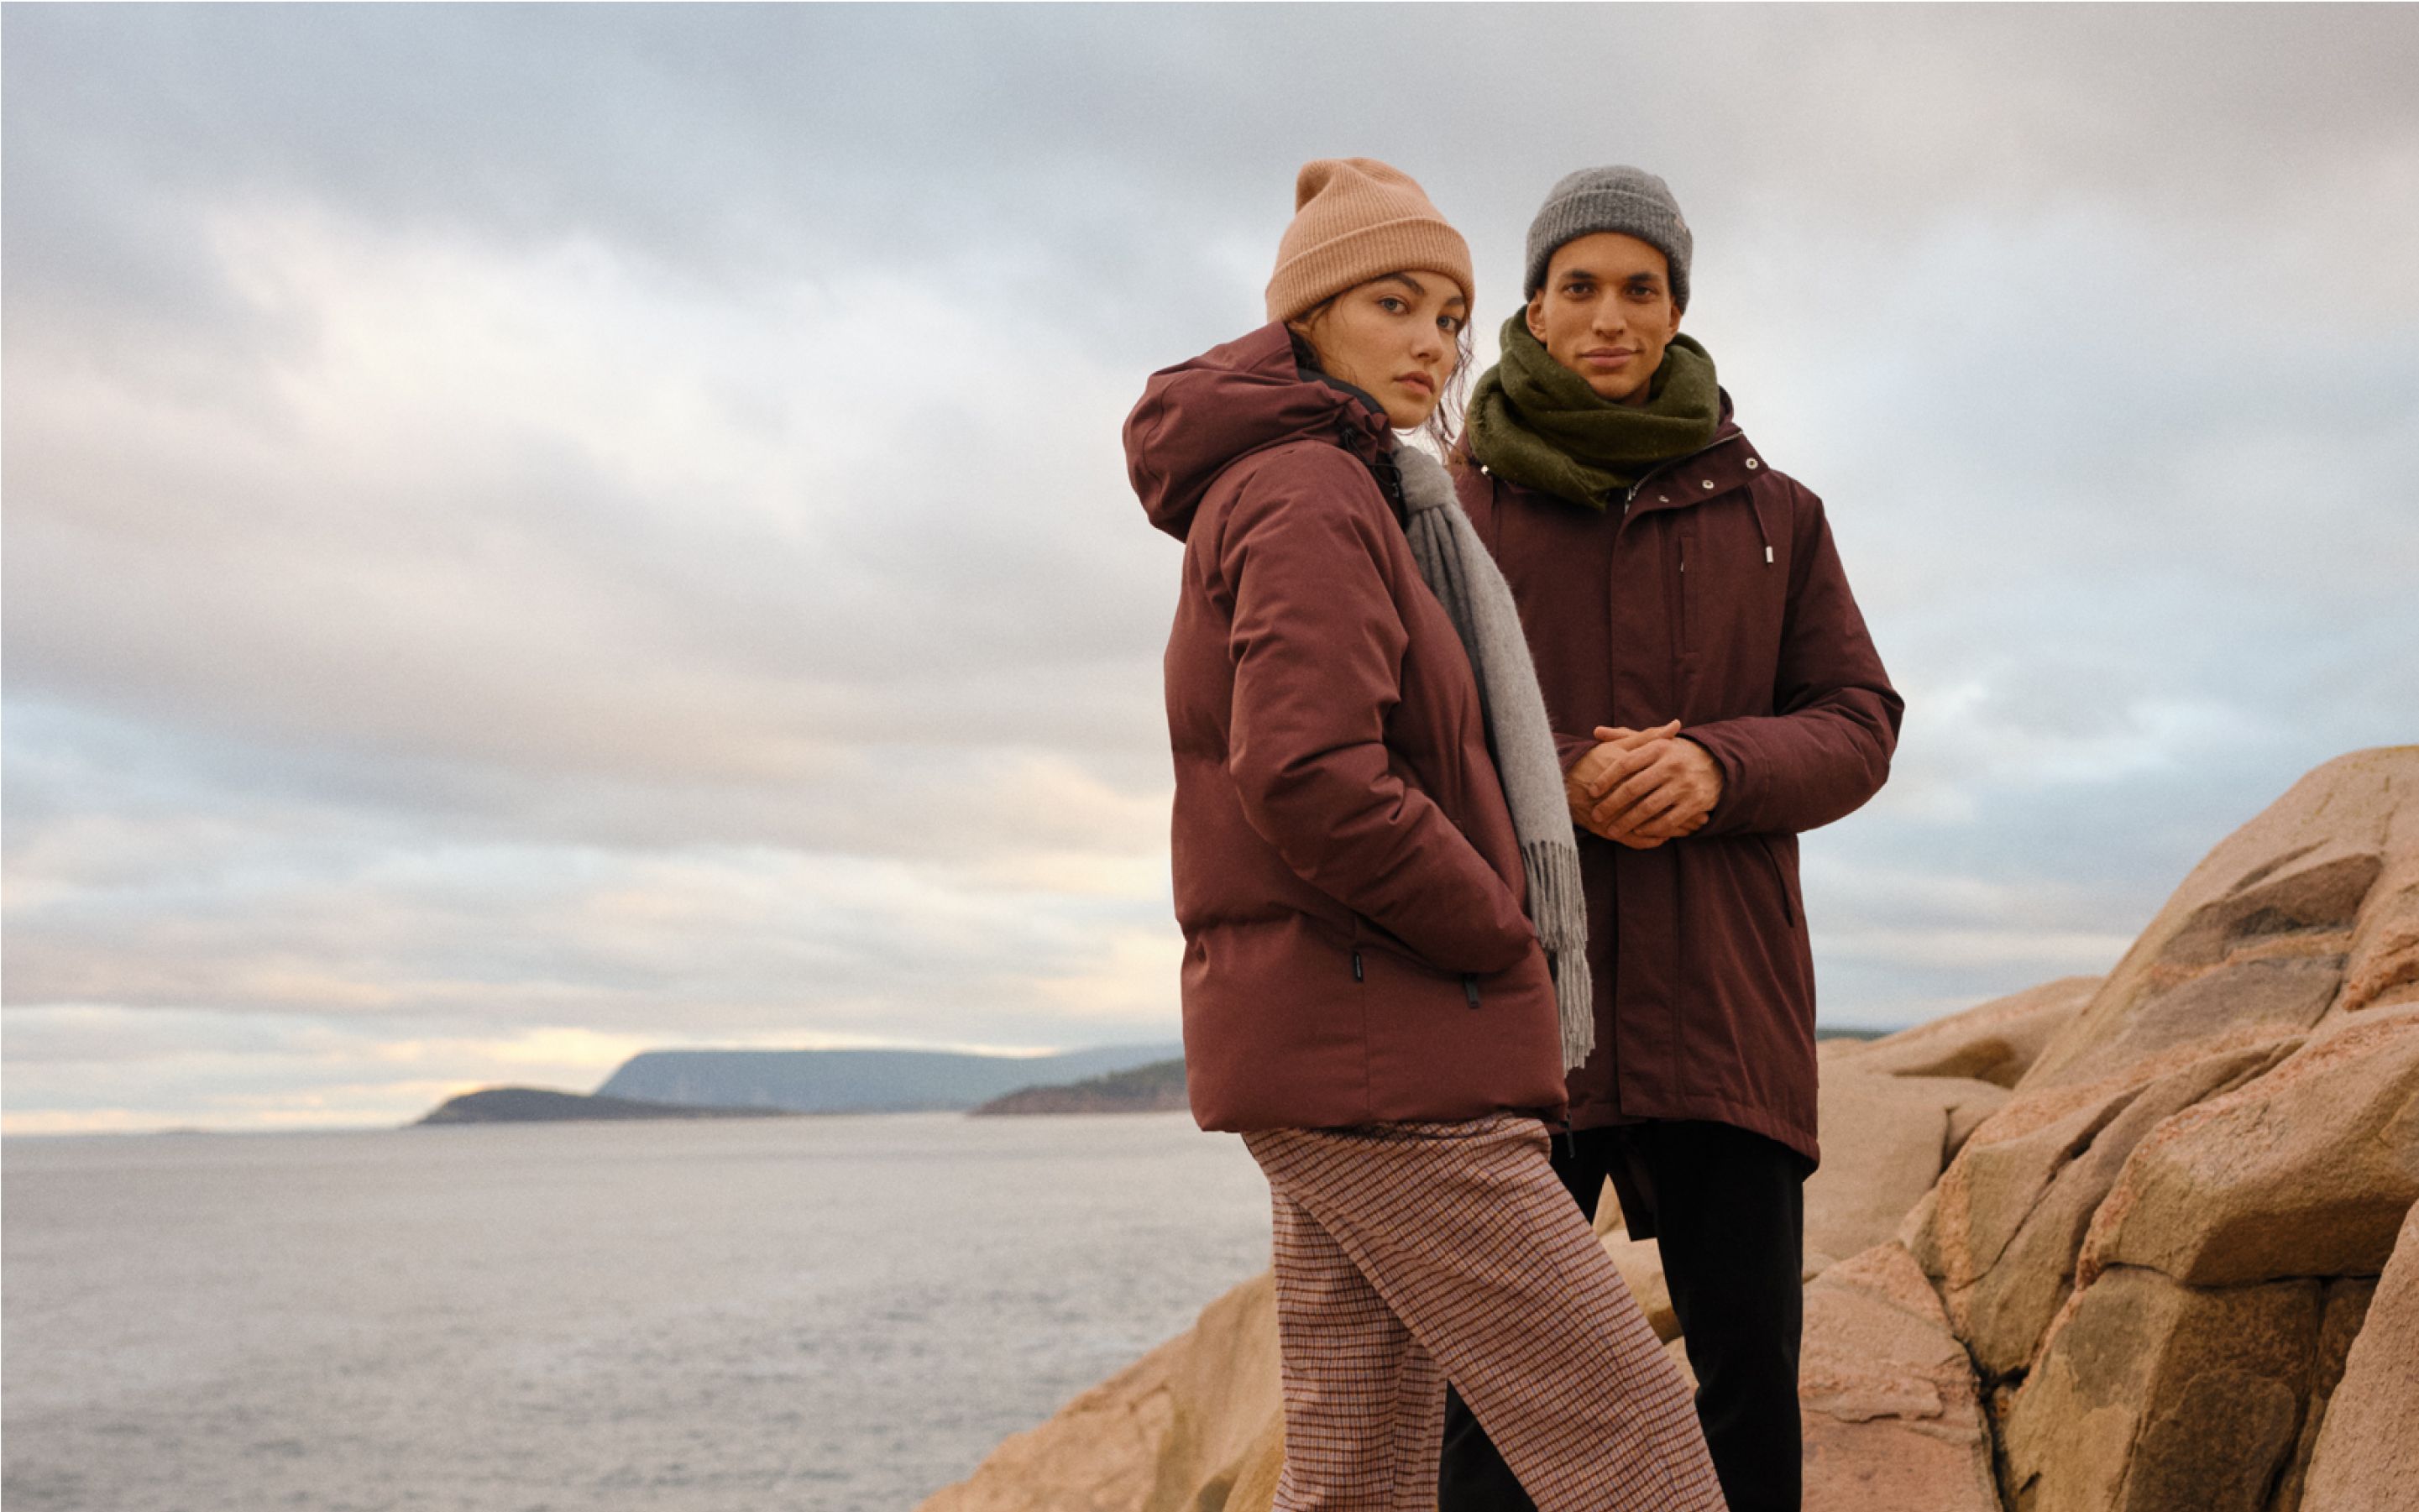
[11,9,2418,348]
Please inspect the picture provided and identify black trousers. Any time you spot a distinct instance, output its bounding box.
[1436,1119,1810,1512]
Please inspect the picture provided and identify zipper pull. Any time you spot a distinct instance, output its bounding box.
[1463,975,1481,1009]
[1351,950,1364,982]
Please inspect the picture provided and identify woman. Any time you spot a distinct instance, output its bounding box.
[1123,158,1725,1511]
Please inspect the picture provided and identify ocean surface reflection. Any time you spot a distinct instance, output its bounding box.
[2,1111,1274,1510]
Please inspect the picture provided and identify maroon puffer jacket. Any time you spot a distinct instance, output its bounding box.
[1457,407,1903,1166]
[1125,322,1568,1133]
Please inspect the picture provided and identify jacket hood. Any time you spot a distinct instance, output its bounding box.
[1123,322,1389,541]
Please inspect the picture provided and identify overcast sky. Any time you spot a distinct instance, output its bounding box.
[6,4,2416,1133]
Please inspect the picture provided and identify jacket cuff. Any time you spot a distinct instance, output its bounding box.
[1678,729,1751,834]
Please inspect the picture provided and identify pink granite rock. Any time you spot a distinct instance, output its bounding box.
[2300,1201,2419,1511]
[1829,976,2099,1088]
[2081,1004,2419,1290]
[1799,1243,1998,1512]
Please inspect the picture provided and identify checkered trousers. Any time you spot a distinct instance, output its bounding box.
[1244,1113,1725,1512]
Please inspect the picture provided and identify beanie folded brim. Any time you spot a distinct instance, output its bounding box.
[1265,161,1475,325]
[1268,215,1473,322]
[1523,167,1692,311]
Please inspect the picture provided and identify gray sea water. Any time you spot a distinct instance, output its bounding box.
[1,1112,1275,1511]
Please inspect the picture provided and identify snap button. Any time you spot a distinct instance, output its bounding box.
[1657,494,1669,504]
[1745,458,1761,469]
[1701,479,1715,490]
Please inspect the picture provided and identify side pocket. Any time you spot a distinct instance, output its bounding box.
[1349,908,1472,986]
[1756,833,1798,927]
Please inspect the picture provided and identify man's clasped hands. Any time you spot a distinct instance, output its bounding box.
[1564,720,1723,849]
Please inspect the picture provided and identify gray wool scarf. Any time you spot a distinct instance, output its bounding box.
[1392,445,1595,1070]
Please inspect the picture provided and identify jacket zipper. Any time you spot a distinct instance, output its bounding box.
[1675,532,1690,652]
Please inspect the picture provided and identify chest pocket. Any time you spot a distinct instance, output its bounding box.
[1681,496,1790,672]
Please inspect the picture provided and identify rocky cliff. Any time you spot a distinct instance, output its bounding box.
[971,1059,1189,1116]
[920,748,2419,1512]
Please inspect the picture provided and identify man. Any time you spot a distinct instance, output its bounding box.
[1437,167,1903,1512]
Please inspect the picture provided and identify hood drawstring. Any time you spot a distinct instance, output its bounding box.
[1749,492,1774,568]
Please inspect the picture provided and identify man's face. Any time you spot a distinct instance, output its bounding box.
[1524,232,1683,406]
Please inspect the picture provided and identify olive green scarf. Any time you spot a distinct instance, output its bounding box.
[1466,315,1721,510]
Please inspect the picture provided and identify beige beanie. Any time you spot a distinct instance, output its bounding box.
[1264,158,1474,324]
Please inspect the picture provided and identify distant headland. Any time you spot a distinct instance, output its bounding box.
[407,1041,1185,1125]
[415,1087,794,1124]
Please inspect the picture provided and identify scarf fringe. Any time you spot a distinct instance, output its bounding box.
[1526,840,1595,1070]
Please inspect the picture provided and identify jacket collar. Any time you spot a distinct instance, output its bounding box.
[1613,416,1768,531]
[1469,388,1771,529]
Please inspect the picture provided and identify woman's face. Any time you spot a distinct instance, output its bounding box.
[1291,272,1468,430]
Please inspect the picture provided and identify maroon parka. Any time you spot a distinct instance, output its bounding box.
[1456,408,1902,1166]
[1126,323,1568,1133]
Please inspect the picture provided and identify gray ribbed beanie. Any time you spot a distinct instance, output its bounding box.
[1524,166,1692,310]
